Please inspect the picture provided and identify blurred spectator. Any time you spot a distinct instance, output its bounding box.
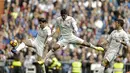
[23,50,36,68]
[71,55,82,73]
[81,48,87,73]
[113,56,124,73]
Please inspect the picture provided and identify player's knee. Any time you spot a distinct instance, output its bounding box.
[23,40,28,45]
[24,39,34,47]
[37,55,42,61]
[101,59,109,67]
[53,44,60,51]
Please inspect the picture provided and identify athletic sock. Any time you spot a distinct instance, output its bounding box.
[43,50,54,62]
[99,65,105,73]
[16,42,26,52]
[96,65,105,73]
[89,43,97,49]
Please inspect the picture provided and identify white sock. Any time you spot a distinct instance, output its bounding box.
[96,65,105,73]
[89,43,96,49]
[41,64,46,73]
[16,42,26,52]
[105,68,113,73]
[43,50,54,62]
[100,66,105,73]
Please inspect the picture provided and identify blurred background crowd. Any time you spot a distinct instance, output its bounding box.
[0,0,130,73]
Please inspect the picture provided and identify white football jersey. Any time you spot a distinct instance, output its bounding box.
[127,33,130,40]
[107,29,130,53]
[35,26,51,48]
[55,16,78,36]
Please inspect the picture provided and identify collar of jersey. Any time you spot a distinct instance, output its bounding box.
[116,29,123,32]
[61,16,70,21]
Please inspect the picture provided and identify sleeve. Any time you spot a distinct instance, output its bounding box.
[47,27,52,42]
[107,31,114,42]
[54,19,59,29]
[47,27,51,36]
[52,19,59,33]
[107,35,111,42]
[71,17,78,34]
[123,32,130,46]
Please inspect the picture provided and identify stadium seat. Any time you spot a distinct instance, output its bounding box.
[26,65,36,73]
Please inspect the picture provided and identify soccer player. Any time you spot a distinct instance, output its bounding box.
[44,9,104,61]
[99,19,130,73]
[11,18,51,61]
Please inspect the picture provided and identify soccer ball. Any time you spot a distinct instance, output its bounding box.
[10,40,18,47]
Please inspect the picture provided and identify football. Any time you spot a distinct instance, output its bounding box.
[10,40,18,47]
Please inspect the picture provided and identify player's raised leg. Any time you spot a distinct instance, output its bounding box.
[43,43,60,62]
[69,35,104,51]
[97,51,116,73]
[11,39,34,54]
[44,36,104,62]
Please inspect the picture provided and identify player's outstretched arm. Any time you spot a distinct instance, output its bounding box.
[51,28,56,37]
[50,20,59,37]
[115,38,130,53]
[71,17,78,36]
[116,40,127,46]
[115,39,130,51]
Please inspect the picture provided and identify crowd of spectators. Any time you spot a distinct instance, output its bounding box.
[0,0,130,73]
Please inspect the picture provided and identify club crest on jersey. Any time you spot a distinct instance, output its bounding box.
[66,22,71,26]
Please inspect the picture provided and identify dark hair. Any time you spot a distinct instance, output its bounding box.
[116,19,124,27]
[60,9,67,15]
[38,18,47,23]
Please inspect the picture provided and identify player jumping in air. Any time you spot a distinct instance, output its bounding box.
[11,18,51,61]
[99,19,130,73]
[44,9,104,61]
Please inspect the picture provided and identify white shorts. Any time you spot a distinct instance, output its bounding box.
[57,34,84,47]
[104,50,117,62]
[29,39,44,57]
